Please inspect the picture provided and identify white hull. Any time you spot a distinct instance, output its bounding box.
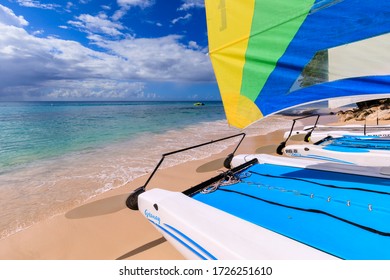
[310,131,390,143]
[231,153,390,176]
[284,124,390,143]
[283,143,390,166]
[303,124,390,130]
[138,188,337,260]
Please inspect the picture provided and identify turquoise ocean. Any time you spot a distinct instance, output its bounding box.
[0,101,297,239]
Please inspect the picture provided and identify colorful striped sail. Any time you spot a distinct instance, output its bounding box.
[205,0,390,128]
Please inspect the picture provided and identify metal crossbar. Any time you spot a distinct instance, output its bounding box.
[141,133,246,190]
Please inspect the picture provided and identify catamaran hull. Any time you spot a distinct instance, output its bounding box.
[310,131,390,143]
[284,128,390,143]
[283,144,390,166]
[231,153,390,176]
[138,188,337,260]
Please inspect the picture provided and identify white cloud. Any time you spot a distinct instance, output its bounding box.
[68,13,125,37]
[0,23,131,97]
[113,0,154,21]
[111,9,126,22]
[178,0,204,11]
[172,13,192,25]
[188,41,201,50]
[144,20,161,27]
[90,35,212,82]
[0,4,29,27]
[44,80,146,100]
[65,2,74,11]
[32,29,44,36]
[101,5,111,10]
[0,20,213,100]
[16,0,60,10]
[117,0,154,8]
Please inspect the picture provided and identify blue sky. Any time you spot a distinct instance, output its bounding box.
[0,0,220,101]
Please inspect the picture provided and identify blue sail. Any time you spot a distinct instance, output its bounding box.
[257,0,390,116]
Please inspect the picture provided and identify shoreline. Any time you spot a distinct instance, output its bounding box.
[0,114,295,241]
[0,130,288,259]
[0,113,338,260]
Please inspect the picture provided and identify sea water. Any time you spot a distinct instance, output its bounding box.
[0,101,295,239]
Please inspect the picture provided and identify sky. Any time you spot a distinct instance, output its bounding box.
[0,0,220,101]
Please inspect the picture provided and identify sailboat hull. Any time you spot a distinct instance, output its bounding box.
[284,138,390,166]
[138,188,337,260]
[284,125,390,143]
[138,155,390,260]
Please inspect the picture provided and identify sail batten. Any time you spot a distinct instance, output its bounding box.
[205,0,390,128]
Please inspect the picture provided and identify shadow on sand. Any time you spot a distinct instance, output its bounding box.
[116,237,167,260]
[65,193,129,219]
[289,134,306,141]
[196,158,225,173]
[255,144,279,154]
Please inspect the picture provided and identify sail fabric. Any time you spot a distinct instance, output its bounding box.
[205,0,390,128]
